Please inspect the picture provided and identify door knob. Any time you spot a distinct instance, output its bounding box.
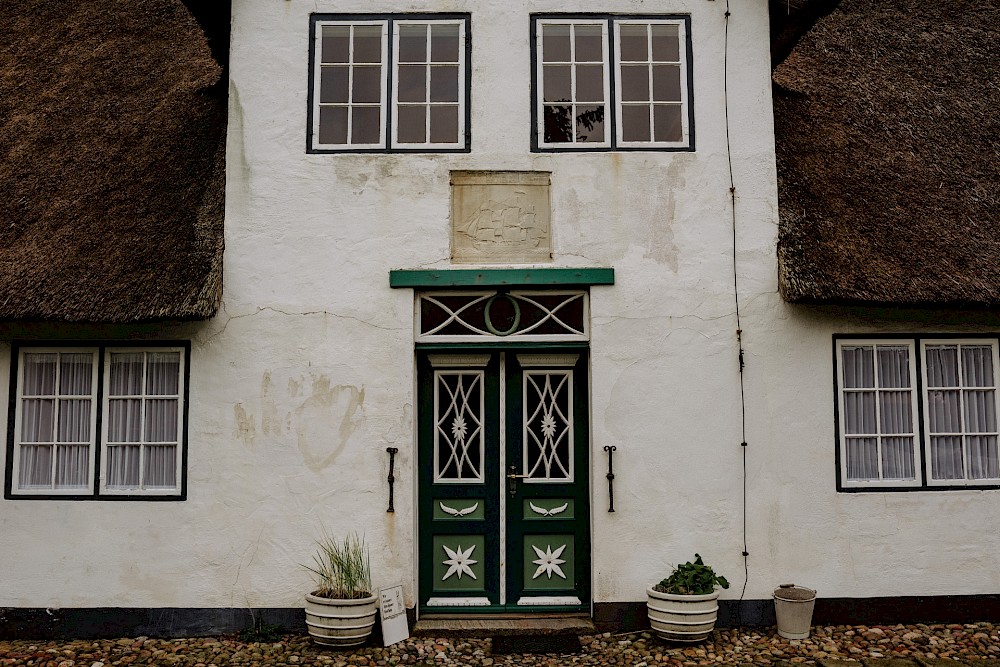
[507,466,529,495]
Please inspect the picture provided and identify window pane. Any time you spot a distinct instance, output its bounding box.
[108,398,142,443]
[430,66,458,102]
[352,65,382,104]
[877,346,911,388]
[928,389,961,432]
[930,436,964,479]
[620,65,649,102]
[109,352,144,395]
[396,105,425,143]
[576,106,605,143]
[652,65,681,102]
[841,346,875,389]
[58,399,91,442]
[963,346,995,387]
[351,106,381,144]
[926,346,959,387]
[398,64,427,103]
[967,436,999,479]
[964,389,997,432]
[147,352,180,395]
[18,444,52,488]
[146,399,179,442]
[878,391,912,434]
[430,105,459,143]
[543,105,573,143]
[621,105,651,142]
[320,66,349,103]
[542,24,571,62]
[21,398,54,442]
[619,24,648,61]
[23,353,56,395]
[319,107,348,144]
[575,65,604,102]
[145,445,178,489]
[106,445,140,489]
[843,391,876,434]
[59,354,93,395]
[653,105,682,142]
[353,25,383,64]
[574,24,603,62]
[321,25,350,63]
[55,444,89,488]
[543,65,571,102]
[398,24,428,63]
[431,23,460,62]
[881,437,915,480]
[845,437,878,481]
[651,23,680,61]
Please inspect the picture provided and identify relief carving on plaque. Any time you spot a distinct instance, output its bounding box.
[451,171,552,264]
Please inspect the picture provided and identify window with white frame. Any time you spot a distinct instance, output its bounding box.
[835,337,1000,490]
[309,14,470,152]
[7,344,188,499]
[532,15,692,151]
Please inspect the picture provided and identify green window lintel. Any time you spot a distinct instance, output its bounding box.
[389,268,615,289]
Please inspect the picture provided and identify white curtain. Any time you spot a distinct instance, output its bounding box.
[841,345,915,481]
[18,352,92,490]
[106,352,179,489]
[926,345,1000,481]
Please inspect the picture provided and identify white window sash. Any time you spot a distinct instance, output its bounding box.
[836,339,922,488]
[99,347,186,496]
[612,19,689,149]
[11,348,99,496]
[390,19,466,150]
[312,20,389,150]
[921,339,1000,487]
[535,19,611,149]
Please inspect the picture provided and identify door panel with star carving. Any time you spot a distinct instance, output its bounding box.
[417,350,590,613]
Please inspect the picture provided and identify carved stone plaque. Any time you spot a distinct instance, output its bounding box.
[451,171,552,264]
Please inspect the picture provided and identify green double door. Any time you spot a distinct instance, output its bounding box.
[417,349,590,612]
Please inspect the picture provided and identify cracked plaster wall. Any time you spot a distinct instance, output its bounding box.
[2,0,999,613]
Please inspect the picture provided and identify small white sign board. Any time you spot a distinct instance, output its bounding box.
[379,584,410,647]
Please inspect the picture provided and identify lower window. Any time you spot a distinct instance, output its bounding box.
[7,343,188,499]
[835,336,1000,490]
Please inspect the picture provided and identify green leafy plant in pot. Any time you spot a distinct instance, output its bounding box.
[303,532,378,647]
[647,554,729,642]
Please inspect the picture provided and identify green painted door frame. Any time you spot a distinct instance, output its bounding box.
[417,347,591,613]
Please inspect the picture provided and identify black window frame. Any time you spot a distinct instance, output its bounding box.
[530,13,695,153]
[5,340,192,501]
[307,13,473,154]
[833,333,1000,493]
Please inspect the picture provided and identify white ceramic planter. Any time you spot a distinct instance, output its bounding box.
[304,592,378,647]
[646,587,720,643]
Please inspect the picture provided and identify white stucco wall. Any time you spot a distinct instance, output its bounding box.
[2,0,1000,614]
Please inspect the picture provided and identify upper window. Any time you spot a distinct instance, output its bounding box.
[7,343,189,499]
[835,337,1000,490]
[308,14,471,152]
[532,15,692,151]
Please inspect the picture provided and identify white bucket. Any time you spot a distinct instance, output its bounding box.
[772,584,816,640]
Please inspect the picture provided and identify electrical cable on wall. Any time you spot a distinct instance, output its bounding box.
[722,0,752,624]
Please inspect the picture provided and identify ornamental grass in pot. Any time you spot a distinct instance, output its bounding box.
[647,554,729,643]
[303,532,378,648]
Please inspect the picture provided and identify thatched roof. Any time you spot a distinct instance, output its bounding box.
[0,0,226,322]
[774,0,1000,308]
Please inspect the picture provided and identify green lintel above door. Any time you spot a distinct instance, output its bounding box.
[389,268,615,289]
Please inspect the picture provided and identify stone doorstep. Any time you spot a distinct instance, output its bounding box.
[412,613,596,638]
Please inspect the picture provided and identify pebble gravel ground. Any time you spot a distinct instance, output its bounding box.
[3,624,1000,667]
